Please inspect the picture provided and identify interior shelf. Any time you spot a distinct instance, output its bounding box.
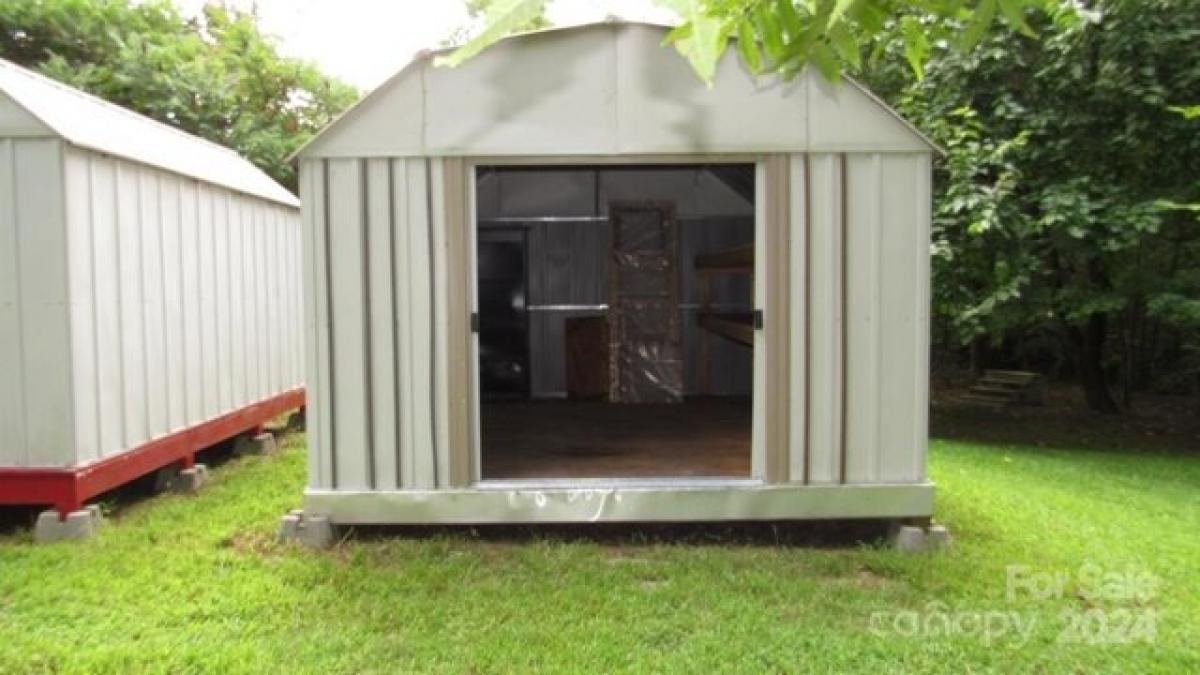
[694,244,754,273]
[696,312,754,347]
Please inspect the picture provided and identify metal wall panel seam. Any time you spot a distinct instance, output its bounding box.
[113,162,130,448]
[322,159,338,489]
[135,166,152,441]
[57,141,81,465]
[155,173,172,430]
[359,159,376,489]
[425,156,439,488]
[86,155,104,457]
[915,154,932,481]
[870,154,883,483]
[388,159,403,488]
[5,142,29,463]
[221,191,232,409]
[838,153,848,485]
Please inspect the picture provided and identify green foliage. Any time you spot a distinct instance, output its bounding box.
[438,0,550,62]
[870,0,1200,406]
[0,0,358,191]
[445,0,1079,83]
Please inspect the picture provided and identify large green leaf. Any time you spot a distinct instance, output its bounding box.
[436,0,548,68]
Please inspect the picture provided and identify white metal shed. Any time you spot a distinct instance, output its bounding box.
[294,22,936,528]
[0,58,305,518]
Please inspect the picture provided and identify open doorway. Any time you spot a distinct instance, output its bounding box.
[475,164,756,480]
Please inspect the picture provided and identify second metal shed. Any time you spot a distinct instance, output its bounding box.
[0,59,305,528]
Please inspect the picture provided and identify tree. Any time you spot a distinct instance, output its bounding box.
[0,0,358,191]
[439,0,1079,83]
[867,1,1200,413]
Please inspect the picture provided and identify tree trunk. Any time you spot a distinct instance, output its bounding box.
[1069,313,1120,415]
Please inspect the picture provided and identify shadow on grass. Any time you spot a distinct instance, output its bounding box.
[345,519,895,549]
[0,435,252,537]
[931,383,1200,456]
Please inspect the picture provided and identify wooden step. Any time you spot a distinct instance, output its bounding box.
[969,385,1021,398]
[983,370,1041,384]
[960,394,1012,407]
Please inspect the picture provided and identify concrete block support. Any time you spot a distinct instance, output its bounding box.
[278,510,337,549]
[173,464,208,493]
[234,432,277,457]
[34,507,102,543]
[887,522,953,553]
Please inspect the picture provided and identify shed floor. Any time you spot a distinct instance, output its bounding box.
[480,398,751,479]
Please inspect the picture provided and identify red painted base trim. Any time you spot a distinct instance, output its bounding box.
[0,388,305,518]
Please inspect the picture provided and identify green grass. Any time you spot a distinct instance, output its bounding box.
[1,433,1197,673]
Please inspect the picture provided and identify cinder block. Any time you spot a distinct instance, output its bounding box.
[300,514,336,549]
[234,432,277,457]
[926,524,953,550]
[278,513,301,540]
[173,464,208,493]
[153,466,180,493]
[888,524,927,553]
[278,511,337,549]
[34,508,101,543]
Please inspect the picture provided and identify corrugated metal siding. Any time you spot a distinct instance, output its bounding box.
[307,151,931,497]
[0,138,73,466]
[0,144,305,469]
[792,152,929,485]
[302,158,444,491]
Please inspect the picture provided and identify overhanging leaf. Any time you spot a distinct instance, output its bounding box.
[901,16,929,80]
[736,19,763,73]
[436,0,548,68]
[961,0,998,50]
[997,0,1036,37]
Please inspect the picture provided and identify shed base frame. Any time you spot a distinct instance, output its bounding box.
[304,482,934,525]
[0,388,305,518]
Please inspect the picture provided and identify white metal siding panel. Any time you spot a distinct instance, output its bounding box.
[787,154,808,482]
[843,154,883,483]
[0,140,28,464]
[400,159,437,490]
[429,158,452,487]
[327,159,372,489]
[139,169,169,439]
[807,76,931,153]
[63,148,99,464]
[616,24,807,153]
[876,154,930,482]
[88,156,125,458]
[424,30,616,155]
[116,162,148,446]
[0,90,49,136]
[914,154,932,482]
[301,160,332,489]
[159,174,188,431]
[180,180,203,427]
[366,159,399,489]
[228,198,247,408]
[805,154,844,484]
[14,139,73,466]
[15,146,305,472]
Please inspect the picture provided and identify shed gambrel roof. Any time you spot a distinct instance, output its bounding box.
[0,58,298,207]
[296,22,937,160]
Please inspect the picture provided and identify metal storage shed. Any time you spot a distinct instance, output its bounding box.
[0,59,305,525]
[292,22,936,531]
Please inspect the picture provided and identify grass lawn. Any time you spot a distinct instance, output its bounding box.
[0,431,1197,673]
